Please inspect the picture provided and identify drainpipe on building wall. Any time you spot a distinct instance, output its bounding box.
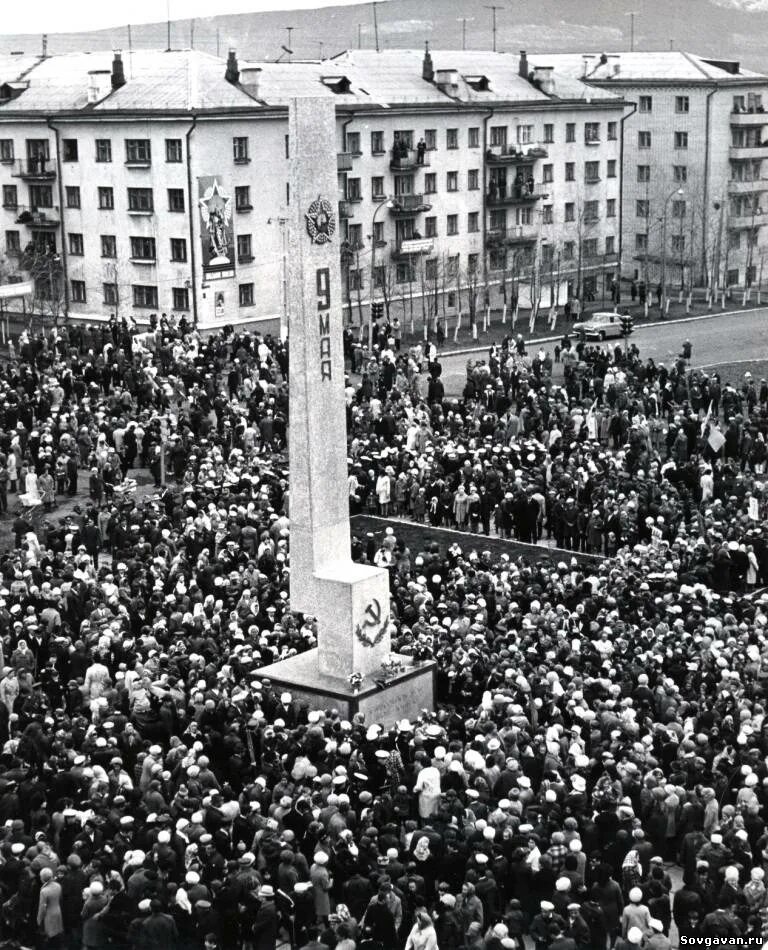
[341,113,355,325]
[481,108,494,296]
[702,86,717,284]
[185,116,199,327]
[46,119,69,322]
[617,100,637,284]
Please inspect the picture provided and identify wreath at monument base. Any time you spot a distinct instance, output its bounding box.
[354,618,388,648]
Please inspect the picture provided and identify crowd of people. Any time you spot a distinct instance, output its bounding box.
[0,312,763,950]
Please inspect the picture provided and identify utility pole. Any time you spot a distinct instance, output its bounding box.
[358,23,362,48]
[625,11,637,51]
[166,0,172,51]
[285,26,294,60]
[318,41,324,60]
[216,27,220,57]
[190,18,195,49]
[372,0,380,52]
[484,5,502,52]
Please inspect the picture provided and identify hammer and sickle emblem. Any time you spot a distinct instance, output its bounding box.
[355,598,389,648]
[363,599,382,628]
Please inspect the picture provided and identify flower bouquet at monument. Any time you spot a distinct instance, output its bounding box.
[380,654,402,680]
[347,672,363,694]
[411,641,432,664]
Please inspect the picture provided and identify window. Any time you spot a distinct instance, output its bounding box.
[62,139,78,162]
[543,164,554,183]
[172,287,189,311]
[446,128,458,149]
[446,256,459,280]
[424,173,437,194]
[371,131,384,154]
[639,95,653,113]
[68,233,84,256]
[635,233,648,251]
[348,224,363,248]
[564,202,575,223]
[127,188,153,212]
[728,230,741,250]
[346,178,362,201]
[468,211,479,232]
[5,231,20,253]
[585,161,600,183]
[638,131,652,149]
[70,280,86,303]
[424,129,437,150]
[584,200,599,221]
[170,238,187,262]
[565,123,576,143]
[607,121,618,141]
[396,261,414,284]
[468,127,480,148]
[543,123,554,144]
[0,141,14,163]
[636,199,649,218]
[542,204,553,224]
[130,236,156,261]
[372,221,384,245]
[489,126,507,148]
[101,235,116,258]
[167,188,185,212]
[675,96,690,114]
[30,185,53,208]
[235,186,252,210]
[585,122,600,144]
[347,268,363,291]
[517,125,533,145]
[65,186,81,209]
[103,283,118,305]
[607,159,617,178]
[98,186,114,210]
[425,258,438,281]
[674,131,689,149]
[125,139,151,164]
[447,214,458,235]
[132,285,158,308]
[424,217,437,238]
[371,176,385,200]
[2,185,17,209]
[607,198,616,218]
[239,283,254,306]
[468,169,479,191]
[637,165,651,183]
[165,139,182,162]
[674,165,688,182]
[346,131,361,155]
[447,171,458,192]
[563,240,574,260]
[606,235,615,255]
[233,137,249,163]
[468,253,479,274]
[565,162,575,182]
[237,234,253,262]
[672,199,687,218]
[672,234,685,253]
[541,245,554,265]
[95,139,112,162]
[583,238,598,258]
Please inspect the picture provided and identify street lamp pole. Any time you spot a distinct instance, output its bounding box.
[661,186,684,315]
[368,197,393,346]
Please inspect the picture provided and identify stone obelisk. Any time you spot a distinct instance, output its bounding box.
[257,97,434,721]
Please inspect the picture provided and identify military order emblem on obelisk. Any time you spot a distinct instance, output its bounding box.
[258,97,434,722]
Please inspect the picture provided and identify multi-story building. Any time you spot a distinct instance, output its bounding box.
[0,47,628,332]
[532,51,768,294]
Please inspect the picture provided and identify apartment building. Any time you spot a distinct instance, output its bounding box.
[532,51,768,292]
[0,46,627,331]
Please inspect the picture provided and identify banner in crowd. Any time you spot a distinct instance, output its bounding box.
[198,177,235,280]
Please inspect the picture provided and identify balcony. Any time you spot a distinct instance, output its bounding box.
[731,109,768,126]
[389,194,432,215]
[728,211,766,229]
[15,205,60,228]
[394,237,434,257]
[730,144,768,159]
[10,158,56,180]
[389,147,431,171]
[728,178,768,194]
[338,200,354,219]
[485,143,548,164]
[485,225,537,247]
[486,182,547,205]
[337,152,354,172]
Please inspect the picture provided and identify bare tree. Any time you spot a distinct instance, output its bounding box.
[20,241,64,327]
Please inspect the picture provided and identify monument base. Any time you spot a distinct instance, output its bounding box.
[257,649,436,725]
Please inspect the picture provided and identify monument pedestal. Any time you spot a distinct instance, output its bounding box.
[258,649,436,724]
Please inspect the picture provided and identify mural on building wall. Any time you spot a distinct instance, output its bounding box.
[198,177,235,279]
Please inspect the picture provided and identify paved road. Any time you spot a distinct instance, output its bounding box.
[436,307,768,396]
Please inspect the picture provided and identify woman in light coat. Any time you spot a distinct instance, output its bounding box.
[405,909,439,950]
[37,867,64,945]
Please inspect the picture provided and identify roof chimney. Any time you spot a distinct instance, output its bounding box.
[519,50,529,79]
[423,42,434,83]
[225,49,240,85]
[111,51,126,90]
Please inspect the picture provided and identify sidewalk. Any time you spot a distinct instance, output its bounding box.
[391,290,761,355]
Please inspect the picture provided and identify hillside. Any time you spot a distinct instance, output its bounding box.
[0,0,765,72]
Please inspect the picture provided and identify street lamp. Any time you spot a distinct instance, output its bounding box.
[368,197,395,346]
[661,186,684,315]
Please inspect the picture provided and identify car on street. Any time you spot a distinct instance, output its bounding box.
[573,311,624,340]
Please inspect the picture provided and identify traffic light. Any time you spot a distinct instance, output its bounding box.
[372,301,384,322]
[620,314,634,337]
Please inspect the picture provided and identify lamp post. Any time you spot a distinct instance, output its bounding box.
[368,197,394,346]
[661,186,684,315]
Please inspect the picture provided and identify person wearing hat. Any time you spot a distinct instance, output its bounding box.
[250,884,278,950]
[530,900,567,950]
[621,888,651,941]
[310,852,333,924]
[37,866,64,945]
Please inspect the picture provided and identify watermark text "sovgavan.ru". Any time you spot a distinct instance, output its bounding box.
[679,938,764,947]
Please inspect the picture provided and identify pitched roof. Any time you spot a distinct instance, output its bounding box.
[528,50,768,84]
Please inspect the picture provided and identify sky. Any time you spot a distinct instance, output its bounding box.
[0,0,377,34]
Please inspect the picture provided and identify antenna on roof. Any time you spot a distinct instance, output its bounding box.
[41,34,48,58]
[372,1,380,53]
[285,27,295,61]
[625,11,638,52]
[358,24,362,49]
[484,5,503,53]
[166,0,172,52]
[216,28,220,58]
[457,17,474,51]
[190,19,195,50]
